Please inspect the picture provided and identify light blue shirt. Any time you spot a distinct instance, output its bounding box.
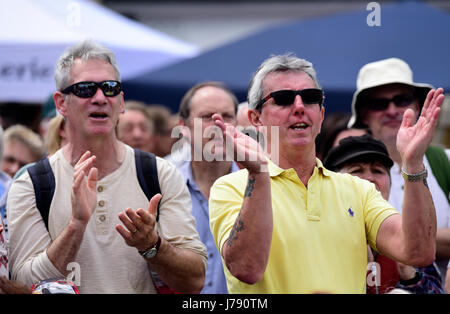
[178,161,239,294]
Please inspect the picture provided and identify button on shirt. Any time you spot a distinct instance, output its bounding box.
[178,161,239,294]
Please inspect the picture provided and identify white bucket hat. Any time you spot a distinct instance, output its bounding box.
[348,58,433,128]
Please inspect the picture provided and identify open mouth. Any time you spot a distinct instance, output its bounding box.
[289,122,309,130]
[89,112,108,119]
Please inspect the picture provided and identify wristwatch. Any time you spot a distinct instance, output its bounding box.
[399,271,422,286]
[401,166,428,182]
[140,234,161,259]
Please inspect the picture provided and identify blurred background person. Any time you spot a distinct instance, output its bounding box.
[0,126,11,223]
[0,125,12,245]
[177,81,240,293]
[1,125,46,240]
[236,101,251,128]
[147,105,179,158]
[12,114,70,183]
[44,114,68,156]
[348,58,450,285]
[2,125,46,179]
[117,101,155,152]
[0,126,11,242]
[315,112,367,161]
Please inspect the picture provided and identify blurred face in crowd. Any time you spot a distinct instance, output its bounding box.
[154,115,178,157]
[332,128,367,148]
[117,109,154,152]
[2,139,36,178]
[339,161,391,200]
[183,86,236,160]
[362,84,419,145]
[55,58,124,140]
[252,71,324,156]
[236,103,251,128]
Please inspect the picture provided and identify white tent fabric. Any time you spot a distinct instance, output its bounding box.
[0,0,198,103]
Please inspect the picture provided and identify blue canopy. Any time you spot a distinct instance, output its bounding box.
[123,1,450,114]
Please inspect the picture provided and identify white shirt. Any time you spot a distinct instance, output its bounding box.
[7,145,206,293]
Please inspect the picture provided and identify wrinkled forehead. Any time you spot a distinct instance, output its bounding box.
[69,58,119,82]
[263,70,316,92]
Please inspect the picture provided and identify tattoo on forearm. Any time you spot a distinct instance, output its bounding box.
[226,212,245,247]
[226,176,254,247]
[244,177,256,197]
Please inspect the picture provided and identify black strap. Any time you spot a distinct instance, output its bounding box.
[134,149,161,221]
[29,149,161,231]
[28,158,55,231]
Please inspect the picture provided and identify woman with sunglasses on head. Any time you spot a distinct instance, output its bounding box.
[6,40,207,294]
[209,53,443,293]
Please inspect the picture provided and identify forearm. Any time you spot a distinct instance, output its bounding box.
[46,219,86,276]
[146,238,206,293]
[436,228,450,259]
[400,164,437,265]
[222,170,272,284]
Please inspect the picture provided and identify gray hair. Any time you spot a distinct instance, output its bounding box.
[247,53,321,110]
[54,39,121,91]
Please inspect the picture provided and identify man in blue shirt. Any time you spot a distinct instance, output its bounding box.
[176,82,240,294]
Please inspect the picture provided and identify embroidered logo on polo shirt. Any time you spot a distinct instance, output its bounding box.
[348,208,354,217]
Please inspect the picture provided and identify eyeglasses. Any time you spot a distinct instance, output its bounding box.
[366,93,415,111]
[257,88,324,110]
[61,80,122,98]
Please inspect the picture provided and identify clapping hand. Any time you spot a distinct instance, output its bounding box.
[397,88,444,170]
[116,193,162,252]
[71,151,98,227]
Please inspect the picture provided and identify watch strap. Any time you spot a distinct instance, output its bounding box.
[401,166,428,182]
[139,234,161,257]
[399,271,422,286]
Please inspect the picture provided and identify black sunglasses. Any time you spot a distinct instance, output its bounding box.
[366,93,415,111]
[257,88,324,110]
[61,80,122,98]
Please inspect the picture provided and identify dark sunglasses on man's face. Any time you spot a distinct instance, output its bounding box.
[366,93,415,111]
[61,80,122,98]
[257,88,324,110]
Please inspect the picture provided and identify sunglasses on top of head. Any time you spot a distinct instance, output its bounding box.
[366,93,415,111]
[256,88,324,110]
[61,80,122,98]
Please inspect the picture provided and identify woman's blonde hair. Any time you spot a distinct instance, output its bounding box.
[44,115,66,155]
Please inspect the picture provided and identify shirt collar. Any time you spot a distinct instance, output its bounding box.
[267,157,332,178]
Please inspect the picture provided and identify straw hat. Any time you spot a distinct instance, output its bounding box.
[348,58,433,128]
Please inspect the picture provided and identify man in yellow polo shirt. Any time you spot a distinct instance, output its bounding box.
[209,54,443,293]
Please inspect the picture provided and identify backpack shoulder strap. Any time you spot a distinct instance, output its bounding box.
[133,149,161,221]
[425,145,450,202]
[26,151,163,230]
[27,158,55,231]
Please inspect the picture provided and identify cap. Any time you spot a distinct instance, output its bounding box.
[323,134,393,171]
